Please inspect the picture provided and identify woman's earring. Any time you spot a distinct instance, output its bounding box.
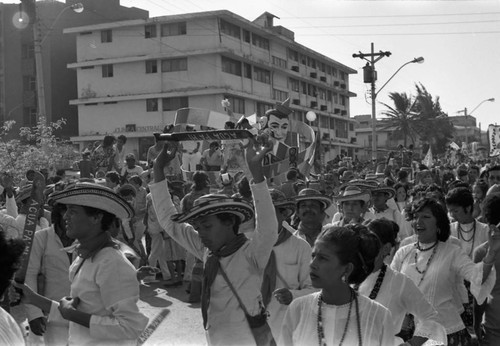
[341,274,347,283]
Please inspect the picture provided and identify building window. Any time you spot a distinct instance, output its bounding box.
[146,98,158,112]
[161,22,186,36]
[340,95,346,106]
[254,66,270,84]
[335,119,348,138]
[256,102,273,116]
[272,56,287,69]
[161,58,187,72]
[301,81,307,95]
[340,71,346,81]
[23,76,36,91]
[101,30,112,43]
[307,57,316,69]
[243,29,250,43]
[102,64,113,78]
[21,44,34,59]
[221,56,241,76]
[162,97,188,111]
[273,89,288,102]
[251,33,269,50]
[243,63,252,79]
[145,60,158,73]
[327,90,332,101]
[318,88,326,100]
[290,78,299,92]
[224,95,245,114]
[145,24,157,38]
[288,49,298,62]
[320,115,329,128]
[332,67,338,77]
[219,19,240,39]
[300,54,307,65]
[333,93,339,104]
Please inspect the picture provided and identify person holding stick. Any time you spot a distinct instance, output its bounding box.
[12,183,148,345]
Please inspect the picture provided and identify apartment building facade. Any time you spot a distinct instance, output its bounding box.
[66,10,360,161]
[0,0,147,139]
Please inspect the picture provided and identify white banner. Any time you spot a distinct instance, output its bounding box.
[488,125,500,157]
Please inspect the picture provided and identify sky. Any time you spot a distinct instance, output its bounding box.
[118,0,500,129]
[11,0,500,129]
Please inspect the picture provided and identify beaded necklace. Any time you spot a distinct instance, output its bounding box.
[457,221,476,257]
[354,264,387,300]
[414,242,439,286]
[317,289,363,346]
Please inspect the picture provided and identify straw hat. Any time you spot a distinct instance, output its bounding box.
[294,188,332,210]
[15,184,32,204]
[269,189,295,212]
[48,182,134,219]
[171,194,254,224]
[333,185,371,203]
[371,183,396,200]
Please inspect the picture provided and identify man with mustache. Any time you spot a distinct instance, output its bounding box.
[293,189,332,247]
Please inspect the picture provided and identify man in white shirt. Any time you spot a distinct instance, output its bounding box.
[150,138,278,345]
[180,125,201,171]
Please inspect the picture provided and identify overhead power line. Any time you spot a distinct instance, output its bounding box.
[289,18,500,29]
[281,11,500,19]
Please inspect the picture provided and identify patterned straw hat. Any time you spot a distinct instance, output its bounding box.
[294,188,332,210]
[171,194,254,224]
[48,182,134,219]
[269,189,296,212]
[333,185,371,204]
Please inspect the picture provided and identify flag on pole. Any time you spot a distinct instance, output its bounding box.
[422,147,433,168]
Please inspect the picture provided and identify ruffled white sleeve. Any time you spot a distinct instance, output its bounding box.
[400,274,447,345]
[453,246,496,305]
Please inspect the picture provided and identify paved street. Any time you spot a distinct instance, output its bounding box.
[138,280,206,346]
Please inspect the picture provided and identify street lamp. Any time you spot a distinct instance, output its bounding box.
[20,2,84,126]
[457,98,495,146]
[353,43,424,162]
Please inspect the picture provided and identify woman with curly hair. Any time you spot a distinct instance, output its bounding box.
[391,197,500,345]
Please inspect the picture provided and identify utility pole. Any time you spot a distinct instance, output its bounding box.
[353,43,391,162]
[463,107,468,148]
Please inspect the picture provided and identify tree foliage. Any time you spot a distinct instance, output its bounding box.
[0,117,79,184]
[380,83,455,155]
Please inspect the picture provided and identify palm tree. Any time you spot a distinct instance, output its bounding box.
[380,92,422,147]
[414,83,455,154]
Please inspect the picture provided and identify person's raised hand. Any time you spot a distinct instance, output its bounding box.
[245,136,272,183]
[153,141,178,183]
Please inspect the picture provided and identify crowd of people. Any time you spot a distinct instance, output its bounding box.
[0,113,500,346]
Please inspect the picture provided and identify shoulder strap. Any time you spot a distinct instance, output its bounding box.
[218,265,250,316]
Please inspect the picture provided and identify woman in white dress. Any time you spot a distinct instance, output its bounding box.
[280,225,394,346]
[391,197,500,346]
[358,218,447,346]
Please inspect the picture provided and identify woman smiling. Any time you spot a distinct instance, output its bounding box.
[391,197,500,345]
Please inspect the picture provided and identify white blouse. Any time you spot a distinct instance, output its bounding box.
[358,266,447,345]
[279,292,394,346]
[391,240,496,334]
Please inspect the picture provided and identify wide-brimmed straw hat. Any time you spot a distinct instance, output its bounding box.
[269,189,295,212]
[371,183,396,200]
[171,194,254,224]
[48,182,134,219]
[15,184,32,203]
[294,188,332,210]
[341,179,378,192]
[333,185,371,203]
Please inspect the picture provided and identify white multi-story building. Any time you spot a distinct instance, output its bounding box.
[65,10,360,161]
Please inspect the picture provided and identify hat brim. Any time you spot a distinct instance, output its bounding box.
[333,192,371,203]
[171,200,254,224]
[49,184,134,219]
[273,200,296,211]
[371,187,396,200]
[295,196,332,210]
